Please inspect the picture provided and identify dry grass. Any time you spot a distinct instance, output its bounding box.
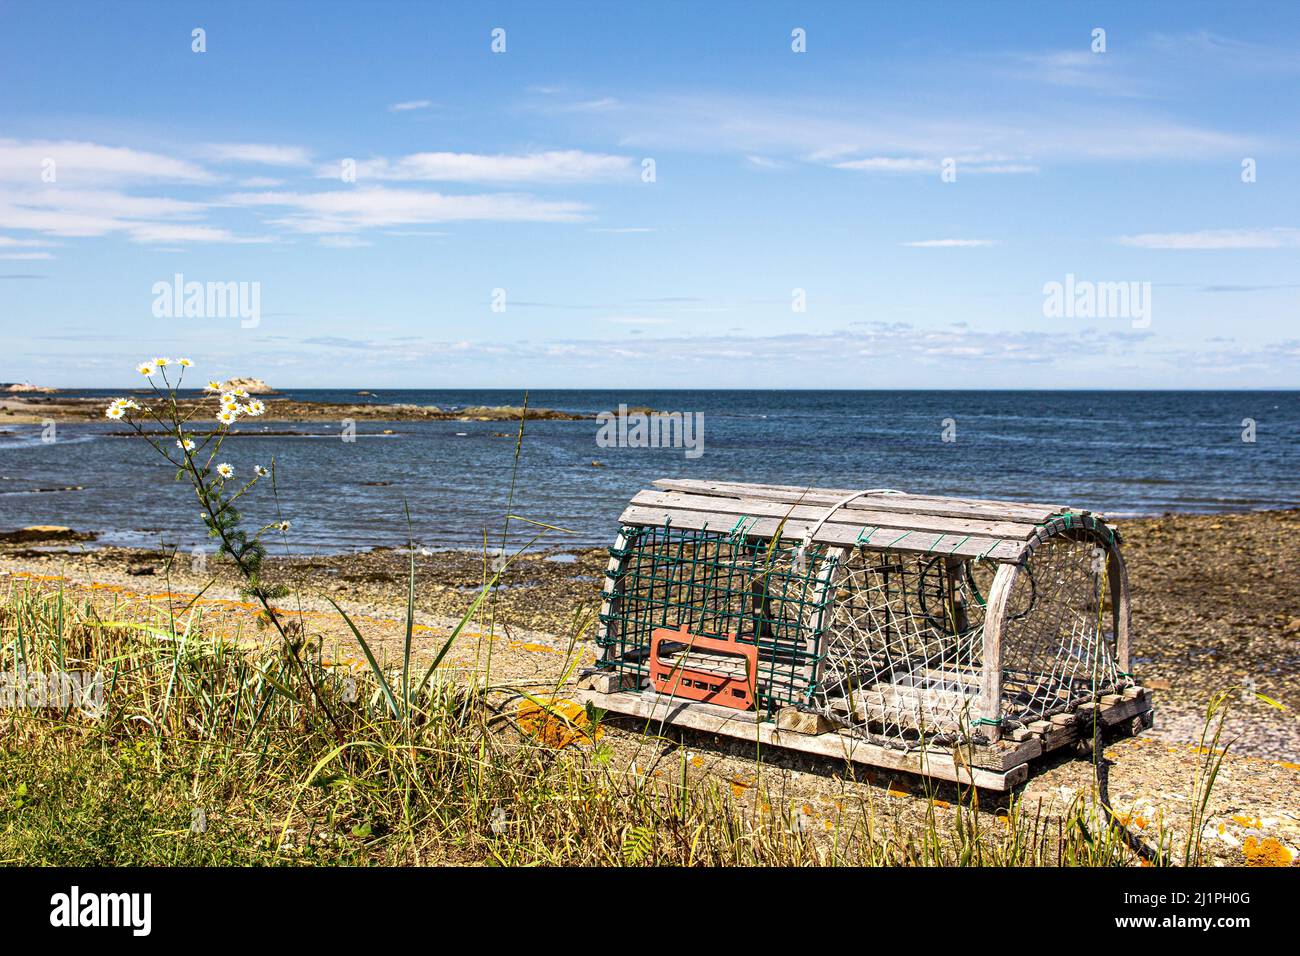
[0,579,1233,867]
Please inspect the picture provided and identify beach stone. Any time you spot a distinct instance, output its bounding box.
[0,526,95,544]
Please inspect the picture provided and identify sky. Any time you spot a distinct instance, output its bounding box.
[1,0,1298,389]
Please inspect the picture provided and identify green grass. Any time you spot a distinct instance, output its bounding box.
[0,581,1210,866]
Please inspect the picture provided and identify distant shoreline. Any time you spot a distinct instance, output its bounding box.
[0,394,598,425]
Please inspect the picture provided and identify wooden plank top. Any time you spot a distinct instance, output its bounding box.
[616,479,1104,562]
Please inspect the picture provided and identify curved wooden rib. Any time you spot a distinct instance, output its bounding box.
[1107,545,1132,675]
[979,563,1020,743]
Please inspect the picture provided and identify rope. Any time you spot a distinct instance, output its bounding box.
[794,487,907,570]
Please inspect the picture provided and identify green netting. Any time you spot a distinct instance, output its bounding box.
[597,524,836,711]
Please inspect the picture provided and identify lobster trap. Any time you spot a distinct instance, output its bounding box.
[578,479,1154,790]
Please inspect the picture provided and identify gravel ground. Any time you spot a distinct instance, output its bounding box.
[2,508,1297,866]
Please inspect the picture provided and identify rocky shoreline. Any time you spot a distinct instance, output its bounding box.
[0,394,595,425]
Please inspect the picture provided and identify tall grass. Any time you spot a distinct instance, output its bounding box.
[0,579,1228,866]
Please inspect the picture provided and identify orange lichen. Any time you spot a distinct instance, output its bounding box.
[887,778,912,798]
[1243,836,1293,867]
[730,776,752,797]
[1232,814,1263,829]
[515,697,601,749]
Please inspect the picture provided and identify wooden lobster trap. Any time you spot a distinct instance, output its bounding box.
[575,479,1154,790]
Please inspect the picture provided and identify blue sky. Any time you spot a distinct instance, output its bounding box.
[1,0,1297,388]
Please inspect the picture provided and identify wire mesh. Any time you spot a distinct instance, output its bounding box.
[598,520,1122,742]
[597,525,835,711]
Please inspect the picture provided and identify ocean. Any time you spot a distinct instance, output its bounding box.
[2,389,1297,554]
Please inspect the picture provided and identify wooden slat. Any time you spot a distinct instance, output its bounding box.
[652,479,1076,525]
[619,504,1026,562]
[574,687,1030,790]
[631,489,1041,541]
[655,481,1071,520]
[677,479,1075,515]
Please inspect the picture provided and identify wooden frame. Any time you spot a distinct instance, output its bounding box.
[590,479,1147,788]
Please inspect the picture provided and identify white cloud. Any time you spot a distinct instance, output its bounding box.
[205,143,312,166]
[835,157,936,173]
[318,235,373,248]
[594,92,1257,168]
[0,252,54,260]
[125,223,272,244]
[0,188,268,243]
[0,187,208,237]
[1118,228,1300,250]
[902,239,1000,248]
[225,185,591,232]
[0,138,216,184]
[833,155,1038,175]
[329,150,633,184]
[387,99,433,112]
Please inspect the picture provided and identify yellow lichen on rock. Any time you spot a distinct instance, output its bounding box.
[1243,836,1294,867]
[515,697,601,748]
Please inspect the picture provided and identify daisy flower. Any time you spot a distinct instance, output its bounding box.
[137,362,155,376]
[177,358,193,367]
[217,408,238,426]
[246,399,266,416]
[254,464,269,477]
[154,357,169,367]
[275,520,291,532]
[231,387,249,398]
[204,381,223,393]
[216,463,234,479]
[105,405,125,420]
[176,438,196,452]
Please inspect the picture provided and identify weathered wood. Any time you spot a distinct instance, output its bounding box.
[596,529,629,661]
[619,505,1026,562]
[576,687,1029,790]
[655,478,1071,515]
[652,479,1073,525]
[944,557,970,635]
[630,489,1042,541]
[776,706,839,735]
[577,670,642,694]
[1107,545,1132,674]
[979,563,1019,743]
[808,545,846,694]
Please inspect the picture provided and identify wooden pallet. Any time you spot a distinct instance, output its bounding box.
[574,675,1154,792]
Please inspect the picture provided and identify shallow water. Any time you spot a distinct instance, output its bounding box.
[1,389,1296,553]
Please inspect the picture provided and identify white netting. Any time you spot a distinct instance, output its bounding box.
[810,532,1119,745]
[999,534,1120,723]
